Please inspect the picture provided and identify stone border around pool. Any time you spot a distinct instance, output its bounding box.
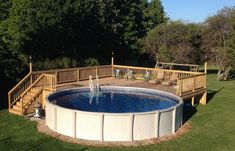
[46,86,184,142]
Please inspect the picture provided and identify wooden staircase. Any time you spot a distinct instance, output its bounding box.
[8,73,56,115]
[9,88,43,115]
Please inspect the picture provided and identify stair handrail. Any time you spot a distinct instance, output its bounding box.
[20,74,56,114]
[20,74,56,98]
[43,74,57,91]
[20,74,44,98]
[8,72,32,109]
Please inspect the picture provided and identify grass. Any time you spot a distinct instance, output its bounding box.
[1,72,235,151]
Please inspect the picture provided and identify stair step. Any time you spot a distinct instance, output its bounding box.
[17,102,31,108]
[27,93,37,97]
[17,101,27,106]
[24,95,34,101]
[9,108,22,115]
[31,88,42,93]
[23,97,33,103]
[17,100,31,107]
[13,104,22,110]
[10,83,44,116]
[26,92,38,96]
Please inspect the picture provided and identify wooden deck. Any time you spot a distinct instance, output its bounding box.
[8,64,207,115]
[57,77,176,94]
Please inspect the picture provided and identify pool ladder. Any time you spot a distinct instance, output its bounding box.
[89,75,100,93]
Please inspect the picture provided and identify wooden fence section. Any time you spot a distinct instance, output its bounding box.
[156,62,199,72]
[176,73,206,98]
[32,65,112,84]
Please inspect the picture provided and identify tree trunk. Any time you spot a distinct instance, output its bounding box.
[217,65,231,80]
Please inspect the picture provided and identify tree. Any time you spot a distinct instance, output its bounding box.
[202,7,235,80]
[144,0,166,31]
[4,0,167,65]
[139,21,202,64]
[0,0,27,80]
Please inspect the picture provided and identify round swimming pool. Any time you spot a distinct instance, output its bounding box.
[46,86,183,142]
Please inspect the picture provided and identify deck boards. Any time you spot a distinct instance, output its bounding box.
[56,77,176,94]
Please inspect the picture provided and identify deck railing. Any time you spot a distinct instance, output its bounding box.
[112,65,206,100]
[176,73,206,97]
[156,62,199,72]
[32,65,112,84]
[112,65,201,80]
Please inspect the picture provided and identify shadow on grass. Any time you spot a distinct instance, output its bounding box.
[183,100,197,124]
[207,87,224,104]
[207,69,218,74]
[183,87,224,123]
[227,70,235,81]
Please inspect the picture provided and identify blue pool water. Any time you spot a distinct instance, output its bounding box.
[48,88,179,113]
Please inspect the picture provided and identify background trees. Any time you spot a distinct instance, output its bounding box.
[202,7,235,80]
[140,6,235,81]
[139,21,202,65]
[0,0,166,78]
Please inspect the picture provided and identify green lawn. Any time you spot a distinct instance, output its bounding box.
[1,73,235,151]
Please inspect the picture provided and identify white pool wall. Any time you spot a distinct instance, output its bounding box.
[46,86,183,142]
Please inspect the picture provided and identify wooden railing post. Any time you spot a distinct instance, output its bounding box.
[8,93,11,110]
[29,55,32,73]
[192,75,195,93]
[204,74,207,88]
[176,79,179,95]
[21,98,24,115]
[180,80,183,96]
[55,71,58,84]
[177,79,182,96]
[30,74,33,85]
[50,76,53,92]
[111,52,114,77]
[96,67,98,76]
[204,62,207,74]
[55,74,57,91]
[77,68,80,82]
[29,56,33,84]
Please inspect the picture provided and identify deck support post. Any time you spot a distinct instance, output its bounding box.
[199,91,207,105]
[200,61,207,105]
[191,96,196,106]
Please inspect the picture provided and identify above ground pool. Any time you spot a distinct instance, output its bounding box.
[46,86,183,142]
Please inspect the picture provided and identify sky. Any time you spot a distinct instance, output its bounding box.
[162,0,235,23]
